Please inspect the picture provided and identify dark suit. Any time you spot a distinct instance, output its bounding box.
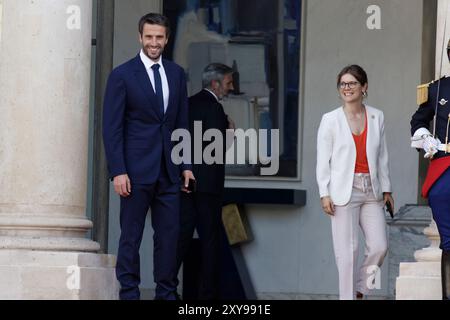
[103,54,190,300]
[176,89,229,299]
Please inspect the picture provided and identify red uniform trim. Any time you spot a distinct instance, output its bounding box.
[422,156,450,198]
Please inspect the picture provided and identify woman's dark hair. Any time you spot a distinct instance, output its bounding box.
[337,65,368,88]
[138,13,170,37]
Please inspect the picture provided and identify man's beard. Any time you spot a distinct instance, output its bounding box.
[143,45,163,60]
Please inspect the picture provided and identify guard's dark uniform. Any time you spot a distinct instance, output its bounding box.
[411,77,450,161]
[410,64,450,299]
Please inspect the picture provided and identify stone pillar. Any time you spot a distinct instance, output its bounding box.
[436,0,450,76]
[0,0,118,299]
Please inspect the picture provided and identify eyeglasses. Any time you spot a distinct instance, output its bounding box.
[339,81,360,89]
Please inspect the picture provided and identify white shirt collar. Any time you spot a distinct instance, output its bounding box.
[140,49,163,70]
[204,88,219,102]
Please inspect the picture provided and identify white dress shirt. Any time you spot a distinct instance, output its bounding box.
[140,50,169,113]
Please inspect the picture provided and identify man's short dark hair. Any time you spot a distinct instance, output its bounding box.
[138,13,170,37]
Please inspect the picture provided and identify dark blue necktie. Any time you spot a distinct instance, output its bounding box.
[151,64,164,116]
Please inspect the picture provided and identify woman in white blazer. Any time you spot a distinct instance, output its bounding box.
[316,65,394,300]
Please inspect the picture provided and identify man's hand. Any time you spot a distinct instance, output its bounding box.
[113,174,131,197]
[225,115,236,151]
[423,135,440,159]
[321,196,335,216]
[227,115,236,130]
[181,170,195,193]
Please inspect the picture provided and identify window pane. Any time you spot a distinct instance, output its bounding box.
[165,0,301,178]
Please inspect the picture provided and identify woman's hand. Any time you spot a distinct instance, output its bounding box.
[321,196,335,216]
[383,192,395,215]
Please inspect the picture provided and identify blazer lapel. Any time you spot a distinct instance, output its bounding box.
[365,106,374,169]
[339,107,354,143]
[132,56,163,120]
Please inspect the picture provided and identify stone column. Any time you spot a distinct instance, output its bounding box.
[0,0,118,299]
[436,0,450,76]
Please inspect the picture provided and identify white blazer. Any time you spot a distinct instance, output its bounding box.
[316,105,392,206]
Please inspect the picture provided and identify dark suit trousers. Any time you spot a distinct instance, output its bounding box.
[116,159,180,300]
[176,192,222,300]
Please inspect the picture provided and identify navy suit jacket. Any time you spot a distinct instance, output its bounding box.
[103,54,191,184]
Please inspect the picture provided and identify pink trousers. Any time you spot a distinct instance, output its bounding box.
[331,173,388,300]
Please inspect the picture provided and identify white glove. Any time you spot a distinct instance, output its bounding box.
[422,135,440,159]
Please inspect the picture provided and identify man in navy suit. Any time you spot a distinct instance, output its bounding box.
[102,13,194,300]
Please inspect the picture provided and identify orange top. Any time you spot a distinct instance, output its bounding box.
[352,113,370,174]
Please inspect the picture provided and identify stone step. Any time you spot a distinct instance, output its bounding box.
[398,262,440,277]
[0,250,119,299]
[396,277,441,300]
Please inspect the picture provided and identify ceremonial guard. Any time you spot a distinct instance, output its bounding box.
[410,39,450,300]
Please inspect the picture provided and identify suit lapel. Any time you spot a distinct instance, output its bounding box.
[163,59,175,120]
[132,56,163,120]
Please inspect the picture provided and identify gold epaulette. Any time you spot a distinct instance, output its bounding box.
[417,82,430,105]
